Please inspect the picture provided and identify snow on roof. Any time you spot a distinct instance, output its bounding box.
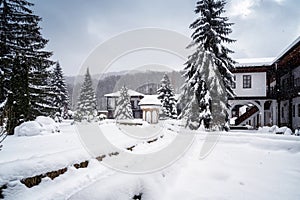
[235,36,300,68]
[104,89,144,97]
[235,57,275,67]
[274,36,300,62]
[139,95,161,106]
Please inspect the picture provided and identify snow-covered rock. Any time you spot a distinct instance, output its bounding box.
[15,121,43,136]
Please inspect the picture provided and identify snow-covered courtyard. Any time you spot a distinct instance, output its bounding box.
[1,120,300,199]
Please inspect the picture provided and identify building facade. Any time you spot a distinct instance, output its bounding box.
[104,89,144,119]
[230,36,300,130]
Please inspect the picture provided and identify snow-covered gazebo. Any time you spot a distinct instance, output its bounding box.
[139,95,161,124]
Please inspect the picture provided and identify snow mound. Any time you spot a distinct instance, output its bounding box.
[258,125,292,135]
[99,114,107,120]
[15,121,43,136]
[35,116,60,134]
[15,116,59,136]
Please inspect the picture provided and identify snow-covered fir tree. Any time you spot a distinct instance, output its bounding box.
[179,47,212,130]
[180,0,235,130]
[29,62,56,119]
[157,74,177,119]
[114,86,133,120]
[51,62,70,119]
[0,0,54,134]
[190,0,236,91]
[74,68,97,121]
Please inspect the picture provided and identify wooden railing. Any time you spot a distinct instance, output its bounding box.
[235,106,259,125]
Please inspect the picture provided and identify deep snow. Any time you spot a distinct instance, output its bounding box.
[0,119,300,200]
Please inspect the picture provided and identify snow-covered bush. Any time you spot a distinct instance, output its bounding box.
[54,112,62,123]
[277,126,292,135]
[35,116,60,133]
[99,114,107,121]
[15,121,43,136]
[258,125,292,135]
[15,116,60,136]
[295,128,300,136]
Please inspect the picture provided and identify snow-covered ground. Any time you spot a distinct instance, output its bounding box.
[1,119,300,199]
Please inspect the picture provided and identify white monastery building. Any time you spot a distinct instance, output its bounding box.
[230,36,300,130]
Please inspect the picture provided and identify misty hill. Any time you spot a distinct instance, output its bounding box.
[66,70,184,110]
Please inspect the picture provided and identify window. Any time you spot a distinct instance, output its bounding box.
[298,104,300,117]
[243,75,251,88]
[231,75,236,89]
[281,107,284,118]
[293,105,295,117]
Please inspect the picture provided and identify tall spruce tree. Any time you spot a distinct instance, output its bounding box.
[0,0,54,134]
[190,0,236,94]
[51,62,70,119]
[179,47,212,129]
[157,74,177,119]
[75,68,97,121]
[180,0,235,130]
[114,86,133,120]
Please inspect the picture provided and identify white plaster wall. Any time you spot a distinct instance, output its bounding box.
[232,72,266,97]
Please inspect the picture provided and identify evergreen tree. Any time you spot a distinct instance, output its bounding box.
[114,86,133,120]
[190,0,236,96]
[75,68,97,121]
[28,62,56,119]
[0,0,54,134]
[51,62,70,119]
[179,47,212,130]
[180,0,235,130]
[157,74,177,119]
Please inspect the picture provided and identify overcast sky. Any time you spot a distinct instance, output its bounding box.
[31,0,300,75]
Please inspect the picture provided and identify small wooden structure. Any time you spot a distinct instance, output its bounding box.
[139,95,161,124]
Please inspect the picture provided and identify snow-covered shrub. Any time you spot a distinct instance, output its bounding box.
[54,112,62,123]
[99,114,107,121]
[15,121,43,136]
[295,128,300,136]
[258,125,292,135]
[35,116,60,133]
[277,126,292,135]
[15,116,60,136]
[269,125,279,133]
[67,110,74,119]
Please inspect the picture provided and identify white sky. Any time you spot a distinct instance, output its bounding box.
[31,0,300,75]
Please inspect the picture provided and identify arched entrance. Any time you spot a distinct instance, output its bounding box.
[228,99,276,128]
